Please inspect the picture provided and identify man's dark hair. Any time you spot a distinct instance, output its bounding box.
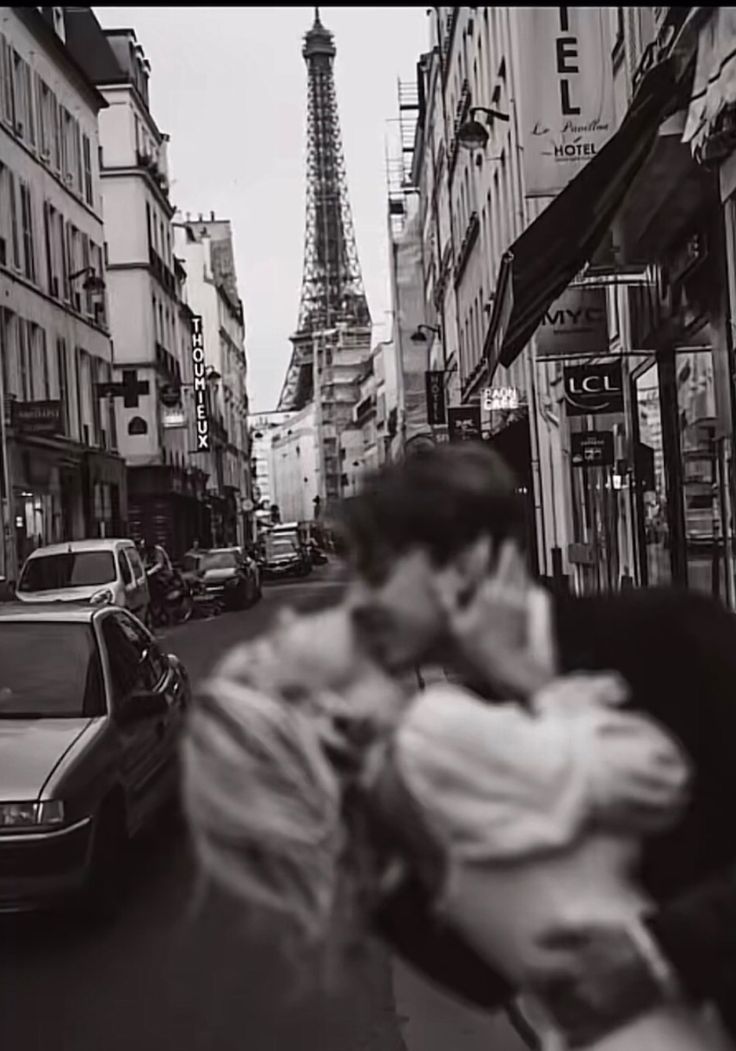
[337,442,526,582]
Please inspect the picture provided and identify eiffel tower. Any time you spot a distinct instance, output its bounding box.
[278,8,371,423]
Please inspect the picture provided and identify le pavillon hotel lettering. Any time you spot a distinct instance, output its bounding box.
[563,360,624,417]
[191,316,210,452]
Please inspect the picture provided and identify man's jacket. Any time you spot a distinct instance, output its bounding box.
[372,588,736,1033]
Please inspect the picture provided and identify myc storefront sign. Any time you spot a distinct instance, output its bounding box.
[518,7,614,196]
[563,360,624,416]
[536,286,608,359]
[190,316,210,452]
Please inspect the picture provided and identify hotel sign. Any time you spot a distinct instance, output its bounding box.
[518,7,614,196]
[191,315,210,452]
[425,371,447,425]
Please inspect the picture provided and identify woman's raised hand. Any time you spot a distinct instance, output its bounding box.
[432,539,558,699]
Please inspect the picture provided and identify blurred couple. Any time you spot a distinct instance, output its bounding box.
[183,443,736,1051]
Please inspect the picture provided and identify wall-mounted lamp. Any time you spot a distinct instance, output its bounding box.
[457,106,510,151]
[69,266,106,294]
[410,324,441,344]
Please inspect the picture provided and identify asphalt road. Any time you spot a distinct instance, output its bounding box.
[0,569,525,1051]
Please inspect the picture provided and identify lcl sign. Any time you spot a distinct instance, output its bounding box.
[563,360,624,417]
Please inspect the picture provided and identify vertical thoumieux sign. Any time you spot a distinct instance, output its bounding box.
[191,316,210,452]
[517,7,615,197]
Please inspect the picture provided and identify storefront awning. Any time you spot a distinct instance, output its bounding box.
[486,56,681,373]
[683,7,736,160]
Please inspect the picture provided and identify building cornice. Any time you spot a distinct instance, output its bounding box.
[12,7,109,113]
[98,82,164,144]
[100,165,175,217]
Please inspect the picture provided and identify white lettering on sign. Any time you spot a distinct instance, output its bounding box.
[567,375,620,395]
[190,315,210,452]
[483,387,521,412]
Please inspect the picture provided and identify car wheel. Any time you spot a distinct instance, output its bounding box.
[82,803,128,923]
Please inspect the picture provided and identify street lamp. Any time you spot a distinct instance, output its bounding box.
[69,266,106,295]
[410,324,441,344]
[457,107,510,151]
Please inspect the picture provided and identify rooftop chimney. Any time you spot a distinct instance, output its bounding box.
[198,213,203,222]
[210,211,215,221]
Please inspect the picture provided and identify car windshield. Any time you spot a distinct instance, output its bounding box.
[201,552,238,571]
[182,553,203,573]
[18,551,116,592]
[0,623,102,718]
[270,538,298,556]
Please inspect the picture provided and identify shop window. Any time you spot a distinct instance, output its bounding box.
[128,416,147,436]
[634,363,671,588]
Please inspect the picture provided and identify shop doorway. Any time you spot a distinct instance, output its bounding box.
[632,350,731,602]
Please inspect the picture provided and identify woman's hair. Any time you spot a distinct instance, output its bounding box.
[181,610,403,983]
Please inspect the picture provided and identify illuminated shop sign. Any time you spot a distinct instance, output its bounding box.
[191,316,210,452]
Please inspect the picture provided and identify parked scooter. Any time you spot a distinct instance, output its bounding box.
[146,563,194,627]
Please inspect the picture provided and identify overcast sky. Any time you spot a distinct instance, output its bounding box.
[94,6,428,412]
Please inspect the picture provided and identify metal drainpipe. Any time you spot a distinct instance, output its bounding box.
[507,57,548,577]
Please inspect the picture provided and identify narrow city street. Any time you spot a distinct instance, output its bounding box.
[0,568,524,1051]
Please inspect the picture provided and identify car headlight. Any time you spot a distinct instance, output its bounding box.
[90,588,114,606]
[0,800,65,829]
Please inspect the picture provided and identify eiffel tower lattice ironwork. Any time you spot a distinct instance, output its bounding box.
[278,8,371,411]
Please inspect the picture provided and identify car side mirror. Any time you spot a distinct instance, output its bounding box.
[117,690,168,725]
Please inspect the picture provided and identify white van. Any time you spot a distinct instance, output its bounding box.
[16,539,150,622]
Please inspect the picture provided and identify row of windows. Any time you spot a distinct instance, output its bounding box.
[0,160,105,323]
[0,309,115,452]
[0,33,95,209]
[146,201,173,271]
[152,292,176,352]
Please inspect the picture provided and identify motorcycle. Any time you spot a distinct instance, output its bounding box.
[147,565,195,627]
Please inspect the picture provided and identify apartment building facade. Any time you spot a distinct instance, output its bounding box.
[406,7,736,604]
[63,8,217,558]
[0,6,124,578]
[173,216,253,548]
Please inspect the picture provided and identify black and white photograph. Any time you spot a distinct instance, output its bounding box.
[2,6,736,1051]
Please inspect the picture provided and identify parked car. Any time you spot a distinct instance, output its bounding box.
[15,539,150,623]
[0,603,190,916]
[260,531,311,580]
[198,548,261,610]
